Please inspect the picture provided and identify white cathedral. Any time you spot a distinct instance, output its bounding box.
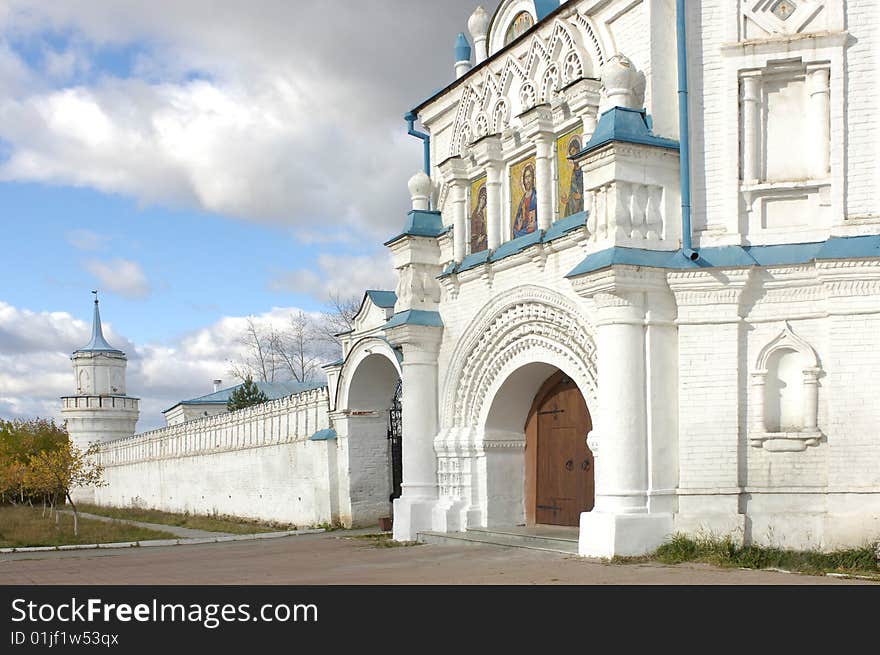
[63,0,880,558]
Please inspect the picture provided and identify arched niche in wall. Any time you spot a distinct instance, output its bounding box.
[749,324,822,452]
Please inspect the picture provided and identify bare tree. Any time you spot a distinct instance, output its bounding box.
[316,292,362,351]
[229,316,279,383]
[272,311,322,383]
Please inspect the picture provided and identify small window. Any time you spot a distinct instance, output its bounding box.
[504,11,534,46]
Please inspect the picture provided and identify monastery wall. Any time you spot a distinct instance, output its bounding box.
[93,388,345,527]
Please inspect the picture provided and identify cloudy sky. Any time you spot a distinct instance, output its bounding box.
[0,0,502,429]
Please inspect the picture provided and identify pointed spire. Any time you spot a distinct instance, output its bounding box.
[75,291,123,354]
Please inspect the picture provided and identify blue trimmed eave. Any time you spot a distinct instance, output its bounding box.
[309,428,337,442]
[384,210,447,246]
[576,106,679,155]
[383,309,444,330]
[440,211,586,278]
[565,235,880,278]
[365,290,397,309]
[322,359,344,369]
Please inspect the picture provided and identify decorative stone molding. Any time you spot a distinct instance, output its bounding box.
[449,15,606,158]
[749,324,822,452]
[442,285,597,427]
[741,0,826,38]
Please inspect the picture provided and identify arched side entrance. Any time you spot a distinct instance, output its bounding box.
[524,371,594,526]
[335,338,402,527]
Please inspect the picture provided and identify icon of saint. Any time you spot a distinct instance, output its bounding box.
[512,163,538,238]
[560,136,584,217]
[470,185,488,253]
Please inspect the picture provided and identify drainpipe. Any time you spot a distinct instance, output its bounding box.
[676,0,699,262]
[404,112,431,178]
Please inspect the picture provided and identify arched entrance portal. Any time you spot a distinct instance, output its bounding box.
[482,363,594,528]
[525,371,594,526]
[336,339,402,527]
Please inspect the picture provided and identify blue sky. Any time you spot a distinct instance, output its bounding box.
[0,0,500,428]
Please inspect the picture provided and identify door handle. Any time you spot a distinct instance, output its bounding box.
[581,459,590,472]
[564,459,573,471]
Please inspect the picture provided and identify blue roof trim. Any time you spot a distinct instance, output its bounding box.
[566,236,880,278]
[578,107,679,155]
[544,211,587,242]
[384,210,445,245]
[493,230,543,261]
[323,359,344,368]
[534,0,561,21]
[309,428,337,442]
[440,212,587,278]
[75,300,123,354]
[365,290,397,309]
[383,310,444,330]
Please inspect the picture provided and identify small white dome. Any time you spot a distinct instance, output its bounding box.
[468,5,491,38]
[408,171,432,198]
[601,53,641,109]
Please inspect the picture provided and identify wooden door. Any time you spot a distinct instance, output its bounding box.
[525,372,593,526]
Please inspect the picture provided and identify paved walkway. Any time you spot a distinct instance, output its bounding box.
[0,529,873,585]
[63,510,234,539]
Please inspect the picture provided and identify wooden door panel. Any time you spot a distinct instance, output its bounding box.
[531,375,594,527]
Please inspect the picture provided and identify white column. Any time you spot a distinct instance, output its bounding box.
[486,160,503,249]
[741,75,761,183]
[808,67,831,179]
[471,135,504,250]
[803,367,820,433]
[535,136,554,231]
[572,271,673,558]
[521,104,556,232]
[750,374,766,435]
[452,182,467,262]
[390,328,442,541]
[592,292,648,514]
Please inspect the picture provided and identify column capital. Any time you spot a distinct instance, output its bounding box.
[437,154,470,185]
[519,103,555,140]
[386,324,443,356]
[470,133,503,167]
[563,77,601,122]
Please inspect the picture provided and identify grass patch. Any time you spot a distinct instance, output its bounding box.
[78,503,296,535]
[352,533,421,548]
[649,533,880,578]
[0,505,175,548]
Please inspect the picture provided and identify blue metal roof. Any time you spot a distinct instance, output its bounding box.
[579,107,679,155]
[74,299,123,355]
[455,32,471,62]
[565,235,880,278]
[169,380,325,411]
[365,290,397,309]
[309,428,337,442]
[441,211,586,277]
[384,210,446,245]
[383,310,444,330]
[534,0,562,21]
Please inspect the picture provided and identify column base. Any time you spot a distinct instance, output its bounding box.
[578,511,674,558]
[392,496,437,542]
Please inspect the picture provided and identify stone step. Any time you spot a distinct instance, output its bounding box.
[418,528,580,555]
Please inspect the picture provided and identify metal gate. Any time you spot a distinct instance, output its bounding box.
[387,381,403,501]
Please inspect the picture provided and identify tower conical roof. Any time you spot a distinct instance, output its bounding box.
[74,297,124,354]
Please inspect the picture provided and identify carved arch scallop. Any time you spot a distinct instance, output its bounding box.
[442,285,598,428]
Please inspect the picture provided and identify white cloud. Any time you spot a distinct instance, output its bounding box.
[0,1,492,236]
[269,251,397,301]
[85,258,151,299]
[0,300,333,431]
[66,228,109,251]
